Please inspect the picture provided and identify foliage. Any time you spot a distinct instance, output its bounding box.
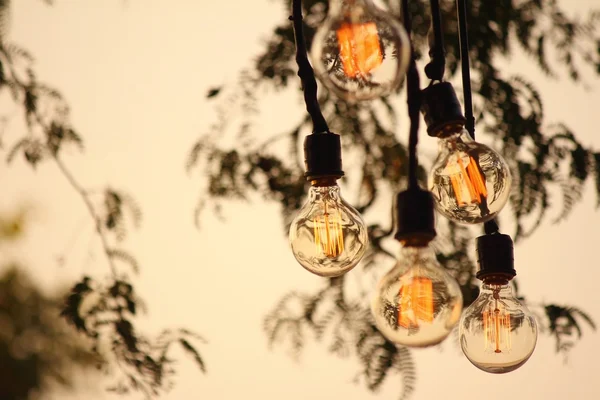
[62,277,207,397]
[0,2,206,398]
[264,278,417,400]
[0,266,100,400]
[0,206,100,399]
[188,0,599,397]
[543,304,597,356]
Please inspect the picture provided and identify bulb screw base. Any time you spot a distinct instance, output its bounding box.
[420,82,466,138]
[394,188,436,246]
[304,132,344,181]
[476,233,516,283]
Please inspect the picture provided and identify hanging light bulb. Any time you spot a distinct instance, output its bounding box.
[459,233,538,373]
[429,129,511,224]
[289,132,369,277]
[290,178,368,276]
[372,245,464,347]
[421,82,512,224]
[311,0,411,102]
[460,283,537,373]
[371,189,463,347]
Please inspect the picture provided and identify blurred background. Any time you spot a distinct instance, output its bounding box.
[1,0,599,399]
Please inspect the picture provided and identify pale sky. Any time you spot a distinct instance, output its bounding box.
[2,1,599,399]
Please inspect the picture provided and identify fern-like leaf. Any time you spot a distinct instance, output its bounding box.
[107,248,140,274]
[179,339,207,373]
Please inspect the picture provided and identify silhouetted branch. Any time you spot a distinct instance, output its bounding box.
[0,21,206,397]
[58,148,120,275]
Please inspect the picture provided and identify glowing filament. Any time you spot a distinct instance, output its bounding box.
[336,22,383,78]
[313,203,344,258]
[483,299,512,353]
[397,277,434,328]
[448,156,488,206]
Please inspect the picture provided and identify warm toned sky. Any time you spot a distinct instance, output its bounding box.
[2,1,600,399]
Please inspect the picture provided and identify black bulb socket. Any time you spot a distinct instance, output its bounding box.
[420,82,466,138]
[394,188,437,247]
[476,233,517,284]
[304,132,344,182]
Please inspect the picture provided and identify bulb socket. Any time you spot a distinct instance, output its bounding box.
[476,233,517,283]
[304,132,344,181]
[420,82,466,138]
[394,188,436,246]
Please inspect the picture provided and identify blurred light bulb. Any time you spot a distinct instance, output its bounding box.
[289,181,368,277]
[311,0,410,102]
[371,246,463,347]
[459,282,537,373]
[429,128,511,224]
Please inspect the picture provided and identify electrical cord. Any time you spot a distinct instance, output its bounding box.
[401,0,421,190]
[456,0,500,234]
[290,0,329,134]
[425,0,446,82]
[456,0,475,138]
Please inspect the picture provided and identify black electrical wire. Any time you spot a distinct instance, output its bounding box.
[291,0,329,134]
[401,0,421,190]
[424,0,446,82]
[456,0,475,138]
[456,0,500,234]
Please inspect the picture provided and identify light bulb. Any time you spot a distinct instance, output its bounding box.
[311,0,411,102]
[289,182,368,277]
[428,128,512,224]
[459,282,537,373]
[371,245,463,347]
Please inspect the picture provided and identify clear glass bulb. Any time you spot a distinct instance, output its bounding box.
[289,183,368,277]
[311,0,410,102]
[428,128,512,224]
[371,246,463,347]
[459,283,538,373]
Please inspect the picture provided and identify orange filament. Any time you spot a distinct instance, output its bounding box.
[449,156,488,206]
[483,297,512,353]
[336,22,383,78]
[313,203,344,258]
[397,277,434,328]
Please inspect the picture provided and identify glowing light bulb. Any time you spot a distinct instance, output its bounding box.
[289,181,368,277]
[311,0,410,102]
[371,246,463,347]
[429,128,511,224]
[459,282,538,373]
